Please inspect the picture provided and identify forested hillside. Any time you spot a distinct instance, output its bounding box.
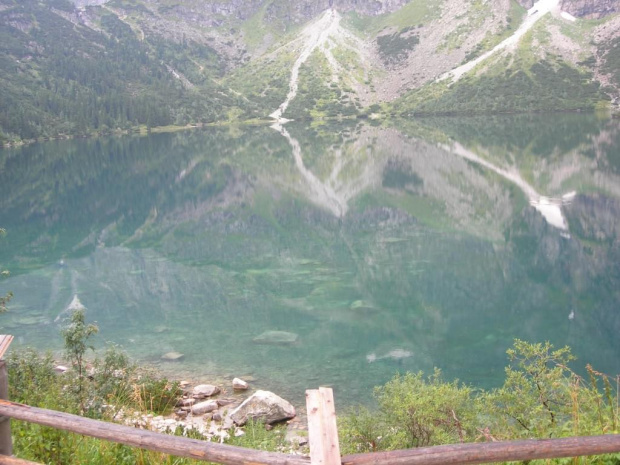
[0,0,249,143]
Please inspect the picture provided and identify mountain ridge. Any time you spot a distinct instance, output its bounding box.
[1,0,619,143]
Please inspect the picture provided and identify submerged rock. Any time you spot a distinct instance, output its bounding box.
[161,352,184,361]
[252,330,299,345]
[366,348,413,363]
[230,390,296,425]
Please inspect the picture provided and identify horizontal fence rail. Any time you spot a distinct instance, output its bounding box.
[341,434,620,465]
[2,390,620,465]
[0,455,41,465]
[0,400,309,465]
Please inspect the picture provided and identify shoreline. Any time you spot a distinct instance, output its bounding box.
[4,108,617,149]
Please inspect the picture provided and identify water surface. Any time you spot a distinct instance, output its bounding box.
[1,114,619,407]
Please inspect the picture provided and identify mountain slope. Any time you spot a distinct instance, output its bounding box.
[1,0,619,143]
[0,0,248,143]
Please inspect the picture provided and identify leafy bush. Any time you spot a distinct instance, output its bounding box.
[340,339,620,463]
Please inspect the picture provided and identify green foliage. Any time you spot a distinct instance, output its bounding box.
[376,27,419,65]
[396,58,604,115]
[285,50,360,119]
[601,36,620,88]
[341,340,620,463]
[340,370,477,454]
[227,420,288,452]
[375,369,477,448]
[339,406,391,453]
[481,340,620,441]
[6,340,288,464]
[0,0,242,142]
[61,308,99,410]
[131,375,182,415]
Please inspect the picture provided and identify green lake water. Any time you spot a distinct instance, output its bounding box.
[1,114,619,407]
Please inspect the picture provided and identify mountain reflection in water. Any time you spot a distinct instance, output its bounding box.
[1,114,619,406]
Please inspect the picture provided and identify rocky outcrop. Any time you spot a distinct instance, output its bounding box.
[229,390,296,425]
[265,0,411,23]
[517,0,619,17]
[69,0,110,6]
[560,0,620,18]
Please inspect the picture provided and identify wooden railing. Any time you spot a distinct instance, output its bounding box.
[0,335,619,465]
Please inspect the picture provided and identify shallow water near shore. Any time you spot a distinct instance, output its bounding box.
[1,114,620,408]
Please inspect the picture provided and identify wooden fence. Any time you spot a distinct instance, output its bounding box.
[1,335,620,465]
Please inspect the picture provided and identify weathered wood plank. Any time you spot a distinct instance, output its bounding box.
[341,434,620,465]
[0,455,42,465]
[318,387,340,465]
[0,400,309,465]
[306,388,340,465]
[306,389,325,465]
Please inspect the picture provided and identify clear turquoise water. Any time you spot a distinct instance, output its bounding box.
[1,114,619,408]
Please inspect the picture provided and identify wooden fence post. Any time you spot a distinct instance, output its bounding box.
[306,387,341,465]
[0,335,14,457]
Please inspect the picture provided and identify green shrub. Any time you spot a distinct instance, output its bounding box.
[340,339,620,463]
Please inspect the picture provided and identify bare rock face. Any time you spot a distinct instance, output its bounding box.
[516,0,536,8]
[516,0,619,17]
[560,0,620,18]
[229,390,296,425]
[69,0,110,6]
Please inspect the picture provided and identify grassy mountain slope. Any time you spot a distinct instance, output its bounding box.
[392,11,619,115]
[1,0,619,143]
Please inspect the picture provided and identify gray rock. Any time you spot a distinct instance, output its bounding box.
[252,330,298,346]
[192,384,220,398]
[177,398,196,407]
[286,429,309,447]
[222,416,235,430]
[217,398,235,407]
[230,390,296,426]
[232,378,249,390]
[191,400,219,415]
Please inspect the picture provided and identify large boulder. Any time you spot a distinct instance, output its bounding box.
[230,390,296,426]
